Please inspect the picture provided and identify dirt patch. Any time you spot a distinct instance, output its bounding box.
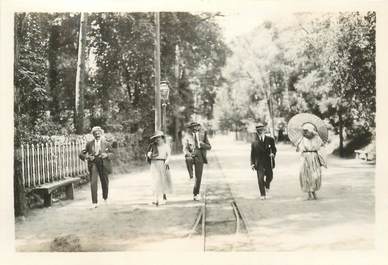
[50,234,82,252]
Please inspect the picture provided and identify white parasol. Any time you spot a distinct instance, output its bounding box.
[287,113,328,145]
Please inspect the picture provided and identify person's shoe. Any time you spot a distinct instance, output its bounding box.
[260,196,266,200]
[163,194,167,200]
[193,195,200,201]
[265,189,271,199]
[90,203,98,209]
[312,191,318,200]
[152,201,159,207]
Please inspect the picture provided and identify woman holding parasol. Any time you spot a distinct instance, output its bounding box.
[288,113,328,200]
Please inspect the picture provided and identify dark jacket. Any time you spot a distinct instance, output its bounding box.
[250,134,277,170]
[183,131,211,164]
[79,139,113,174]
[146,142,159,164]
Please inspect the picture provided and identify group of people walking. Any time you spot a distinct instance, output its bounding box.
[79,113,327,208]
[249,120,326,201]
[146,121,211,206]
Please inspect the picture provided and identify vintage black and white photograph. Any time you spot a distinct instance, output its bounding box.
[9,5,378,254]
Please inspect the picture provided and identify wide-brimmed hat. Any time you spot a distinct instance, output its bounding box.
[287,113,328,145]
[150,130,165,140]
[186,121,200,128]
[255,122,265,129]
[91,126,104,134]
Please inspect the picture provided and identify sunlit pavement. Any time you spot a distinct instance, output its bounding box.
[15,150,204,251]
[210,134,375,250]
[15,134,375,251]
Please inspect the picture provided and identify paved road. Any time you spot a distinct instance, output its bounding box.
[212,134,375,250]
[15,134,375,251]
[16,152,202,251]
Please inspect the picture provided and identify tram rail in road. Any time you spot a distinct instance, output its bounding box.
[186,153,253,251]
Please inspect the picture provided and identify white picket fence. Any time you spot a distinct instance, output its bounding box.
[20,140,89,188]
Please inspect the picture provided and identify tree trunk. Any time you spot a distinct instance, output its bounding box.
[338,108,344,157]
[266,97,275,137]
[14,13,26,147]
[14,150,27,217]
[173,44,181,153]
[48,23,61,123]
[267,78,276,138]
[74,12,88,134]
[174,115,180,153]
[14,13,26,120]
[14,18,27,214]
[101,74,110,118]
[283,70,290,110]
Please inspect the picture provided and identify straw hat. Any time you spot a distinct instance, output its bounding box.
[287,113,328,144]
[150,130,165,140]
[186,121,200,128]
[91,126,104,134]
[255,123,265,129]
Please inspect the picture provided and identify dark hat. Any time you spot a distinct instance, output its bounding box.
[255,123,265,129]
[150,130,165,140]
[186,121,200,128]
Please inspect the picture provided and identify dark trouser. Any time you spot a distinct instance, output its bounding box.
[256,167,273,196]
[185,157,194,179]
[187,158,204,196]
[89,159,109,204]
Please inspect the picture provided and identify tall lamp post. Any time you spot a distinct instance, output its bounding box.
[160,81,170,133]
[154,12,161,131]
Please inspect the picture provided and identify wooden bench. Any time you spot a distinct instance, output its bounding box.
[355,150,366,160]
[33,177,81,207]
[355,149,376,161]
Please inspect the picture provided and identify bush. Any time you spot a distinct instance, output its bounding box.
[332,132,372,157]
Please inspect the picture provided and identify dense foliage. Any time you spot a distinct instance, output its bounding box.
[216,12,375,154]
[14,12,229,148]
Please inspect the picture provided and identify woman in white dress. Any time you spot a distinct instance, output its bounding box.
[296,123,327,200]
[146,131,172,206]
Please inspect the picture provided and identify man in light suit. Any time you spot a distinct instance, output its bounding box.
[250,123,277,200]
[183,122,211,201]
[79,126,113,208]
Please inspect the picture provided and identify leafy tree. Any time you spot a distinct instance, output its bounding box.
[293,12,376,154]
[217,12,375,155]
[15,12,228,148]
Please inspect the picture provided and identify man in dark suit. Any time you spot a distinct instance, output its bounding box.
[79,126,113,208]
[250,123,277,200]
[183,122,211,201]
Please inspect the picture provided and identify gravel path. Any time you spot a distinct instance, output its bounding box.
[15,134,375,251]
[213,134,375,251]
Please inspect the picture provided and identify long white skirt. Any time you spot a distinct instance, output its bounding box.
[150,160,173,197]
[299,152,322,192]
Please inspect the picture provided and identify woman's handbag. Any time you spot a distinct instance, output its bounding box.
[317,153,327,168]
[164,164,173,193]
[145,154,151,164]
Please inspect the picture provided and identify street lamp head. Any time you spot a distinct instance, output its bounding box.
[160,81,170,102]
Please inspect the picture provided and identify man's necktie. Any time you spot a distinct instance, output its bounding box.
[194,133,199,148]
[95,140,100,155]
